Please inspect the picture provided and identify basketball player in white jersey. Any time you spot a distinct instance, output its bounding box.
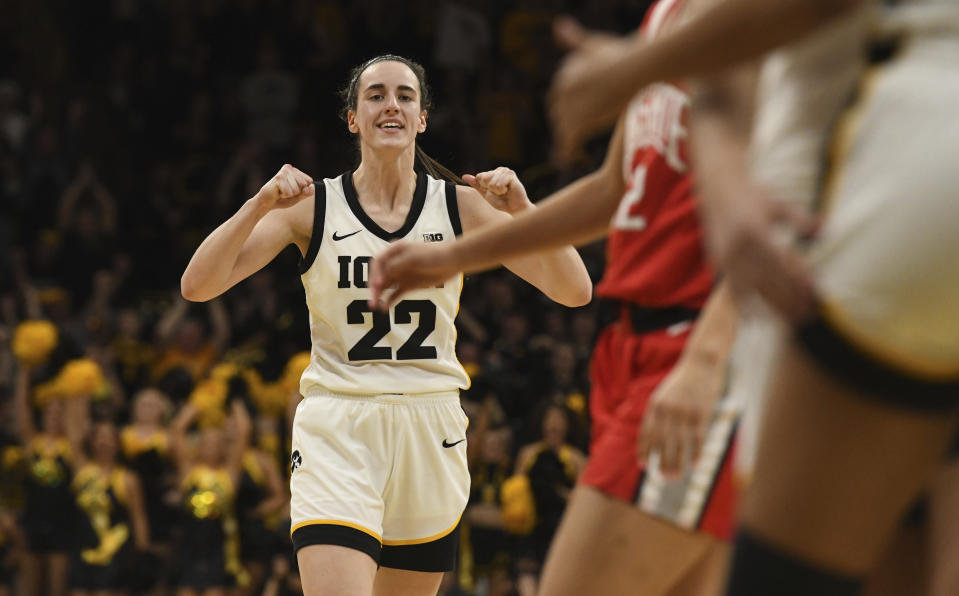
[544,0,959,594]
[180,54,591,596]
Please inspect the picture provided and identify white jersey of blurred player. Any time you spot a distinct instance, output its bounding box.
[730,0,959,481]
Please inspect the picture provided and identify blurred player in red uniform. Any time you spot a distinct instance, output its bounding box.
[372,2,740,593]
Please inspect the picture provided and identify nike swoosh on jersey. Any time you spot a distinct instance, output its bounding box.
[332,230,362,241]
[442,439,465,448]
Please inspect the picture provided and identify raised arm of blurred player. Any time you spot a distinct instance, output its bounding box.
[638,283,738,476]
[369,118,627,307]
[689,63,817,322]
[548,0,863,161]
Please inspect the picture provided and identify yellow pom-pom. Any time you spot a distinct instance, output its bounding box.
[242,368,264,395]
[58,359,105,398]
[13,320,59,366]
[500,474,536,535]
[210,363,240,382]
[258,432,280,458]
[564,392,586,418]
[190,379,229,427]
[251,381,286,418]
[33,379,63,408]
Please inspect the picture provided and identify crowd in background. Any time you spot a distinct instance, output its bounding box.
[0,1,655,594]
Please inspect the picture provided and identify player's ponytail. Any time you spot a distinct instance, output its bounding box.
[414,145,464,185]
[340,54,464,186]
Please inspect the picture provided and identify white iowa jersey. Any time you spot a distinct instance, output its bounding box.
[749,0,959,209]
[298,171,469,396]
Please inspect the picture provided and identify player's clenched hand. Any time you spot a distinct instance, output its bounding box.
[702,180,818,323]
[254,164,314,211]
[369,242,460,311]
[464,167,532,214]
[638,352,725,477]
[548,17,639,165]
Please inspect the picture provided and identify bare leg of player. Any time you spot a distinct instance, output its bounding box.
[297,545,377,596]
[736,341,958,584]
[928,459,959,596]
[861,516,928,596]
[372,568,443,596]
[538,485,724,596]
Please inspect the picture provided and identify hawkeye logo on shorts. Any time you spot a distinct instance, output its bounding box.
[423,233,444,242]
[442,439,465,448]
[291,450,303,473]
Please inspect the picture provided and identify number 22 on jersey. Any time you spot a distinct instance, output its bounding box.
[346,300,438,361]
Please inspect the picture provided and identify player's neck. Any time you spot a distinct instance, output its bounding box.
[353,150,417,212]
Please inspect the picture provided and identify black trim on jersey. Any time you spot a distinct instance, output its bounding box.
[631,469,647,505]
[380,525,460,573]
[795,314,959,412]
[340,169,428,241]
[298,181,327,274]
[291,523,380,564]
[627,304,700,335]
[694,420,738,531]
[445,182,462,237]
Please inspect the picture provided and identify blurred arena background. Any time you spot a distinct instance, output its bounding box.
[0,1,657,595]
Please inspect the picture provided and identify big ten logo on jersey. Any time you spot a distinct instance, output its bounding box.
[423,232,444,242]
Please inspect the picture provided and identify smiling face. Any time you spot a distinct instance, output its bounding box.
[347,60,427,153]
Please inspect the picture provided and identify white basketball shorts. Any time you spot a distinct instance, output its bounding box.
[289,390,470,571]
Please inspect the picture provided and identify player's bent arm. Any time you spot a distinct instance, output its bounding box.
[457,186,592,307]
[578,0,862,121]
[181,199,302,302]
[688,63,759,222]
[680,282,739,371]
[450,117,627,276]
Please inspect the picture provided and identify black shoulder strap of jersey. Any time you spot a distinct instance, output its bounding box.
[445,181,463,237]
[298,180,327,274]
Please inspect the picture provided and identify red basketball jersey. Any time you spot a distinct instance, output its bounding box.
[595,0,714,308]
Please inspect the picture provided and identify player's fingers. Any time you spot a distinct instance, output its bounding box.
[368,260,388,310]
[637,415,657,464]
[553,16,588,51]
[292,166,312,183]
[298,175,315,192]
[771,201,820,240]
[462,174,481,192]
[273,179,293,199]
[689,415,708,465]
[496,167,516,193]
[279,174,298,198]
[639,401,667,463]
[474,171,494,189]
[384,282,414,310]
[659,414,684,477]
[488,170,509,195]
